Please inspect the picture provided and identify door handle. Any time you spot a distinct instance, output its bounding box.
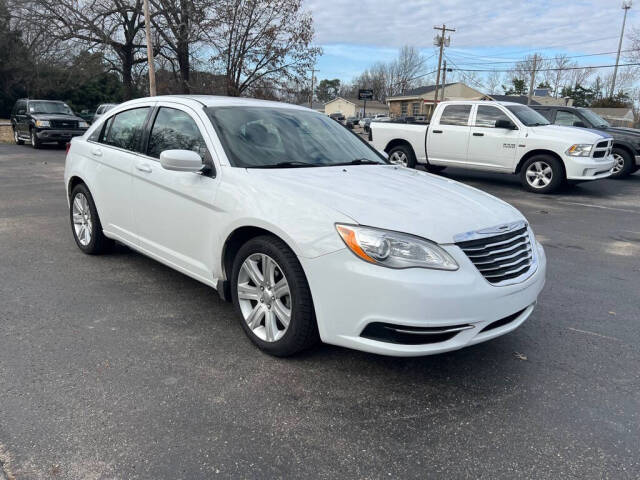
[91,148,103,157]
[432,129,443,134]
[473,132,485,136]
[135,162,152,173]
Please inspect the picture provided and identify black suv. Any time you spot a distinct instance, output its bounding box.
[10,99,89,148]
[531,105,640,178]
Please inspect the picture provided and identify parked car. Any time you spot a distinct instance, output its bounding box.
[64,96,546,357]
[329,112,345,124]
[371,101,615,193]
[93,103,118,123]
[359,117,371,128]
[345,116,359,129]
[531,105,640,178]
[10,99,89,148]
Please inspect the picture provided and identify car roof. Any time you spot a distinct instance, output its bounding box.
[118,95,310,112]
[438,100,527,107]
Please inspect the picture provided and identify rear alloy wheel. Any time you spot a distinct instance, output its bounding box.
[13,128,24,145]
[609,148,634,178]
[521,155,564,193]
[30,129,41,149]
[69,184,113,254]
[231,236,318,356]
[388,145,416,168]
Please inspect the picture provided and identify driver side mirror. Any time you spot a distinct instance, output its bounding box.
[160,149,203,172]
[495,119,517,130]
[573,121,586,128]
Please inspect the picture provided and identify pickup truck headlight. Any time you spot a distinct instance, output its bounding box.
[79,121,89,128]
[336,224,458,270]
[35,120,50,128]
[566,144,593,156]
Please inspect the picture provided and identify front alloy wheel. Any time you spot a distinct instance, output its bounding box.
[231,235,319,356]
[30,129,40,149]
[520,155,564,193]
[237,253,291,343]
[14,128,24,145]
[525,161,553,189]
[609,148,634,178]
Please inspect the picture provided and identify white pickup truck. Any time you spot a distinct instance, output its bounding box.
[371,101,615,193]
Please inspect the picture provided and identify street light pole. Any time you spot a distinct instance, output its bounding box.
[610,0,632,98]
[143,0,156,96]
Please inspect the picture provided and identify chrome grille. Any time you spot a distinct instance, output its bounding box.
[455,222,536,286]
[592,139,612,159]
[50,119,78,129]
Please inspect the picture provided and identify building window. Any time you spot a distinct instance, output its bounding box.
[412,102,420,116]
[401,102,408,115]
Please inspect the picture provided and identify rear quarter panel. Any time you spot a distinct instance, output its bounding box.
[370,123,428,162]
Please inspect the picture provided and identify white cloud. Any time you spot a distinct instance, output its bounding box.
[304,0,637,53]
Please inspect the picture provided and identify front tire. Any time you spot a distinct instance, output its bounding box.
[388,144,416,168]
[610,147,634,178]
[69,184,113,254]
[520,155,564,193]
[30,128,41,149]
[231,235,319,356]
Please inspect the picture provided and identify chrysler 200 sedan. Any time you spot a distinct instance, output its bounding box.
[64,95,546,357]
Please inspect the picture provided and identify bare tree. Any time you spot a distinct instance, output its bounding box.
[484,70,503,95]
[206,0,320,97]
[19,0,151,99]
[543,54,571,97]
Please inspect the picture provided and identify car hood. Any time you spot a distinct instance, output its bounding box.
[604,126,640,138]
[530,124,611,143]
[247,165,525,244]
[31,113,84,122]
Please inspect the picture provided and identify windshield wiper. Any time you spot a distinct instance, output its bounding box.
[332,159,382,166]
[250,161,316,169]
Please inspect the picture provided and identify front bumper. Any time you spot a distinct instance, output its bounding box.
[301,242,546,356]
[562,154,615,181]
[36,128,87,142]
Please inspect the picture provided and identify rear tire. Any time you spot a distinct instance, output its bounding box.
[610,147,634,178]
[388,144,416,168]
[520,155,565,194]
[13,128,24,145]
[231,235,319,356]
[69,183,113,254]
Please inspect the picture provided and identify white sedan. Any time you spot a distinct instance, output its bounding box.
[64,95,546,357]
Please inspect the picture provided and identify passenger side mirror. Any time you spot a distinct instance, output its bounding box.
[159,149,203,172]
[495,119,517,130]
[573,121,586,128]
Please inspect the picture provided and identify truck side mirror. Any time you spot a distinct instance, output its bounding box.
[573,121,586,128]
[495,119,517,130]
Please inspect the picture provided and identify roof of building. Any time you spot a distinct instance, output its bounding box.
[489,95,541,106]
[324,97,388,109]
[297,101,325,110]
[402,83,457,96]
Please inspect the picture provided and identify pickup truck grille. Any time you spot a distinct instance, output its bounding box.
[50,120,79,129]
[592,139,612,158]
[455,224,535,285]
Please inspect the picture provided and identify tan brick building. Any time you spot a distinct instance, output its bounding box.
[387,82,490,119]
[324,97,388,118]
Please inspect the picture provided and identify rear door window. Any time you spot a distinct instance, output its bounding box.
[102,108,150,152]
[439,105,471,126]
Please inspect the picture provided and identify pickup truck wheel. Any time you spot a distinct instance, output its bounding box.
[521,155,564,194]
[610,148,634,178]
[231,235,319,356]
[388,145,416,168]
[30,129,41,149]
[13,128,24,145]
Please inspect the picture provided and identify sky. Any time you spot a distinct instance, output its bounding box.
[304,0,639,88]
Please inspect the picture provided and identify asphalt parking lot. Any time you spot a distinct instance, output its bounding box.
[0,143,639,479]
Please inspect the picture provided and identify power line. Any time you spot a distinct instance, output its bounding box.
[445,49,638,66]
[448,62,640,73]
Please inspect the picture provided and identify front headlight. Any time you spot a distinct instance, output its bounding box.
[35,120,50,128]
[79,121,89,128]
[566,144,593,156]
[336,224,458,270]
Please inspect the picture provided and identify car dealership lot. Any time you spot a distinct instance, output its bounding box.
[0,143,639,479]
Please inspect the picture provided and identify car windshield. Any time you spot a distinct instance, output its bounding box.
[29,101,74,115]
[578,108,610,127]
[206,107,388,168]
[506,105,550,126]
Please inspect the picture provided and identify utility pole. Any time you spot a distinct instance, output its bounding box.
[433,24,455,108]
[309,68,318,109]
[440,61,453,102]
[143,0,156,96]
[527,53,540,106]
[610,0,632,98]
